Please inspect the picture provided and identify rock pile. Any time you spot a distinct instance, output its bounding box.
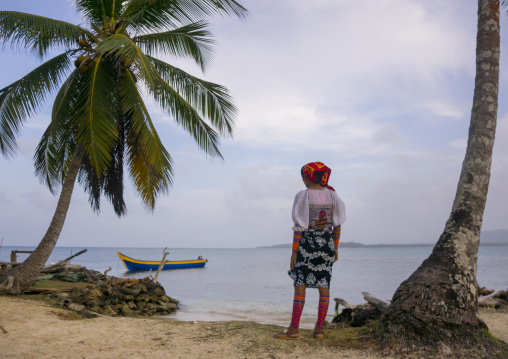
[479,287,508,309]
[47,270,179,317]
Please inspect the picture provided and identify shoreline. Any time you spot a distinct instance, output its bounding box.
[1,296,507,358]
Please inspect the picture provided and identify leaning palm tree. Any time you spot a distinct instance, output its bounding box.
[376,1,507,356]
[0,0,247,294]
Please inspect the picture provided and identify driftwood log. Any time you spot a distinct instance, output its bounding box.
[153,247,169,284]
[332,292,390,327]
[40,249,87,273]
[362,291,390,314]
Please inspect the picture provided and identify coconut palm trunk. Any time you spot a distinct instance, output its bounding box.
[377,0,505,354]
[0,148,83,294]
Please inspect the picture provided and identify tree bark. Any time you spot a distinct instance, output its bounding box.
[378,1,505,354]
[0,147,84,294]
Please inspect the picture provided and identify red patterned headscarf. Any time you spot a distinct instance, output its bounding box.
[301,162,335,191]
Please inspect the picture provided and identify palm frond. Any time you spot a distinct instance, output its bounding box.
[122,0,247,33]
[134,21,214,71]
[34,123,76,194]
[0,11,94,57]
[96,34,160,88]
[120,69,173,209]
[0,52,73,157]
[142,70,224,159]
[149,56,236,136]
[77,96,126,217]
[34,69,83,193]
[76,0,125,26]
[73,56,119,174]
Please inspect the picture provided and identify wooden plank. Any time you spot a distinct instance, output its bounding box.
[27,287,71,293]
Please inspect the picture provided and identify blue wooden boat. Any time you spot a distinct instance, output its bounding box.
[117,252,207,272]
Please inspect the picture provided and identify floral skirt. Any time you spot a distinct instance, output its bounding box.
[288,228,335,289]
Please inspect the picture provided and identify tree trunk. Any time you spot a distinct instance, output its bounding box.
[377,1,506,354]
[0,148,84,294]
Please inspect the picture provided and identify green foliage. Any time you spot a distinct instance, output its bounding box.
[0,53,73,156]
[1,0,246,214]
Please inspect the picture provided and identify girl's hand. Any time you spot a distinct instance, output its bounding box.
[334,250,339,262]
[290,253,297,270]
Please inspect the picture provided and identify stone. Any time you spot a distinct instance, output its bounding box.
[102,305,118,316]
[136,294,151,302]
[479,297,500,309]
[68,303,86,312]
[165,302,178,310]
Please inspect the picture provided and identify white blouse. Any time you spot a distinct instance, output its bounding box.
[291,188,346,232]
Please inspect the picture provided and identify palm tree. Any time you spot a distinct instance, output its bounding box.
[376,0,507,355]
[0,0,247,294]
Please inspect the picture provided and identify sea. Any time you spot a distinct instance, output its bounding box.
[1,245,507,329]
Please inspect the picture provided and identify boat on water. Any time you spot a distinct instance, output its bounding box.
[117,252,207,272]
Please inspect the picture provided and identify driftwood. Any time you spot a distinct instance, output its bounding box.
[153,247,169,284]
[362,291,390,314]
[0,275,14,292]
[82,268,96,283]
[334,297,355,315]
[103,267,112,285]
[40,249,87,273]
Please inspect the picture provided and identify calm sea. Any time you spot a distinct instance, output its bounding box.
[1,245,507,329]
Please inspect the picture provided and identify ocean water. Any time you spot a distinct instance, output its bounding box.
[1,245,507,329]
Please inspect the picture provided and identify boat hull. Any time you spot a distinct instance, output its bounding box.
[117,252,207,272]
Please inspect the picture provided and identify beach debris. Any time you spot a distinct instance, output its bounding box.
[479,297,501,309]
[40,249,87,274]
[153,247,169,284]
[361,292,390,314]
[492,289,508,301]
[0,275,16,292]
[49,276,179,318]
[332,292,390,327]
[478,286,495,296]
[332,302,383,327]
[333,297,354,315]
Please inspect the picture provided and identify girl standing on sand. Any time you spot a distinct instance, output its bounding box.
[274,162,346,340]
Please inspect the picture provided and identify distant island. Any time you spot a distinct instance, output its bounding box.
[259,229,508,249]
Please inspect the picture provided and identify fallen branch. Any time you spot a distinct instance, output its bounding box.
[103,266,112,285]
[40,249,87,273]
[60,249,87,263]
[362,291,390,314]
[153,247,169,284]
[0,275,14,291]
[334,297,355,315]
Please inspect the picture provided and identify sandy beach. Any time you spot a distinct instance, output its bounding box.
[0,296,507,359]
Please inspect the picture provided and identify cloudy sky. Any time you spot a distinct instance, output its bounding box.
[1,0,507,248]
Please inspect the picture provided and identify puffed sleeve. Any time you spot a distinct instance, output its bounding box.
[332,191,346,226]
[291,190,308,232]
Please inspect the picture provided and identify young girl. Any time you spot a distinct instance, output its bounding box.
[274,162,346,340]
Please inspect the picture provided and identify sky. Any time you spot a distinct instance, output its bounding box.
[1,0,507,249]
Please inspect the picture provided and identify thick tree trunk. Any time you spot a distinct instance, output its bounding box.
[0,148,84,294]
[377,1,505,354]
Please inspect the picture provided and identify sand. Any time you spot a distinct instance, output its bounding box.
[0,296,507,359]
